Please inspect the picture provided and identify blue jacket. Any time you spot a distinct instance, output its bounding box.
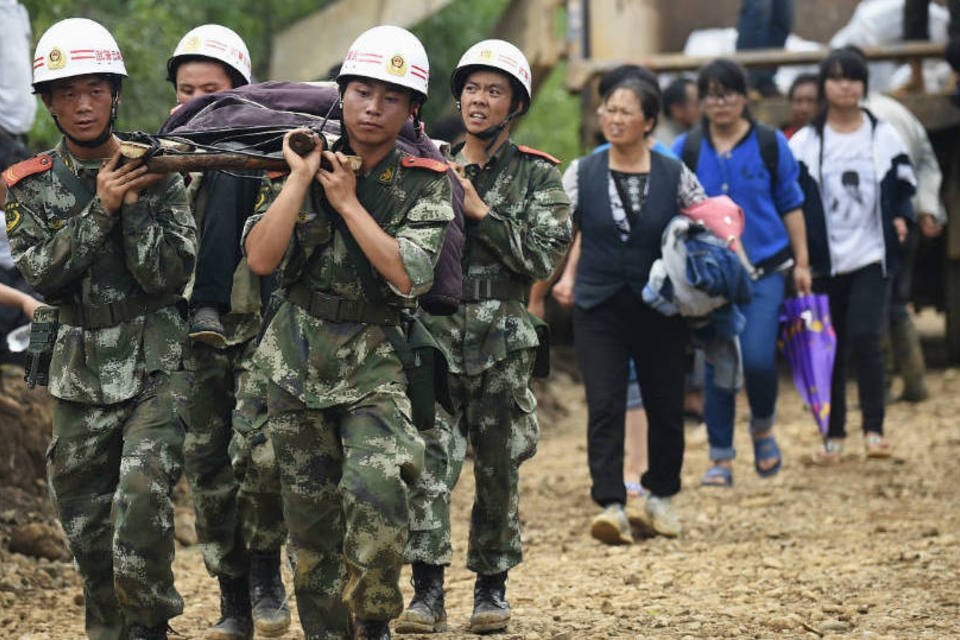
[788,111,916,277]
[673,124,804,273]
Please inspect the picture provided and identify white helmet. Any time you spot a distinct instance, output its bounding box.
[32,18,127,89]
[451,39,532,113]
[338,25,429,101]
[167,24,252,86]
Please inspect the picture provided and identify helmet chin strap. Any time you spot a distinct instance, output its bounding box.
[458,101,522,158]
[55,92,120,149]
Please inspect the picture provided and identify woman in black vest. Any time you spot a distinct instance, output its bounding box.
[552,75,706,544]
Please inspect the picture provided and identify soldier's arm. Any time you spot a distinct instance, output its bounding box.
[471,162,572,280]
[246,130,322,274]
[119,173,198,295]
[5,190,118,296]
[0,282,41,318]
[390,173,454,298]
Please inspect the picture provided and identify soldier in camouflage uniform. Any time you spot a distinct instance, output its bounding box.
[242,26,453,640]
[2,18,196,640]
[397,39,571,635]
[166,25,288,640]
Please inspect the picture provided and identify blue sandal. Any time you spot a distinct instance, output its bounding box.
[624,481,646,498]
[752,434,782,478]
[700,465,733,487]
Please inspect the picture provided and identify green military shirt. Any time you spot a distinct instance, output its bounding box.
[242,146,453,409]
[423,140,571,376]
[4,139,197,404]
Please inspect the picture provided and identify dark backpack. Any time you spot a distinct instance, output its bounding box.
[681,122,781,190]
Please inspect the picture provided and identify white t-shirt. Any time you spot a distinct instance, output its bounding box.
[821,120,885,275]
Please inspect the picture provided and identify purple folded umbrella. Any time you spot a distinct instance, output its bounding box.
[779,294,836,434]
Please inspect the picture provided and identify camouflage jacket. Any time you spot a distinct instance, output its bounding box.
[4,140,197,404]
[423,140,571,376]
[187,170,265,347]
[242,146,453,409]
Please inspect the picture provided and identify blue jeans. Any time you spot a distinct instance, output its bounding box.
[736,0,794,94]
[704,271,785,461]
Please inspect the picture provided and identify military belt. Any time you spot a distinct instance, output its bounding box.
[286,284,401,325]
[58,293,182,329]
[460,277,529,303]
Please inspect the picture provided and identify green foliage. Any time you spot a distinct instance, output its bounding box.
[409,0,511,125]
[22,0,327,149]
[513,62,581,168]
[20,0,581,163]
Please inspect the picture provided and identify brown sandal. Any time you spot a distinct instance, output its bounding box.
[813,438,845,464]
[864,432,892,459]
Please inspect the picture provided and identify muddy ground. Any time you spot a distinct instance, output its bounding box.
[4,311,960,639]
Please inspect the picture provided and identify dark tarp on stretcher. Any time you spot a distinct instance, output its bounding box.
[159,81,464,316]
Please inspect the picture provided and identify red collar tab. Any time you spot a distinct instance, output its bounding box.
[3,154,54,189]
[400,156,449,174]
[516,145,560,165]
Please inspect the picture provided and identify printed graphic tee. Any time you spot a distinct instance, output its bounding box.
[821,119,884,275]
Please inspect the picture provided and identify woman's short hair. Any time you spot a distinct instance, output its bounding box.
[696,58,748,99]
[602,76,662,136]
[598,64,658,99]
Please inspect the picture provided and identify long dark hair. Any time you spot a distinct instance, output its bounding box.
[811,48,869,135]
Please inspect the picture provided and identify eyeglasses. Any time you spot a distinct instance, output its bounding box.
[703,90,741,104]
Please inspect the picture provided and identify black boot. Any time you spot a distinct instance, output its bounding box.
[249,550,291,637]
[395,563,447,634]
[129,623,169,640]
[355,619,391,639]
[468,571,510,634]
[208,575,253,640]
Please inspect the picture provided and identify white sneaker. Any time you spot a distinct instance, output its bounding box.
[644,495,682,537]
[590,503,633,545]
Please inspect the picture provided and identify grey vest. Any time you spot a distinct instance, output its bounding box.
[574,149,682,309]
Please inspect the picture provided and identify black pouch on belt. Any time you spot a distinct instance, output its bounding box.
[25,305,59,388]
[528,311,551,378]
[385,316,451,431]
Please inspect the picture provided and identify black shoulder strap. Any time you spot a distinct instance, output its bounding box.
[681,127,704,173]
[51,155,96,215]
[755,123,781,189]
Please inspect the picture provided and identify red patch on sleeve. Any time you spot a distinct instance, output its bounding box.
[266,170,289,180]
[2,154,53,188]
[400,156,449,173]
[516,145,560,165]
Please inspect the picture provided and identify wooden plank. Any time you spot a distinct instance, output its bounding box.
[269,0,453,81]
[566,41,947,91]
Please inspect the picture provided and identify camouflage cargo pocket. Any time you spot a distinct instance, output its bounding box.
[510,385,539,465]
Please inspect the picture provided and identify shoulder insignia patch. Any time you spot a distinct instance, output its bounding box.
[2,154,54,188]
[378,165,396,184]
[517,145,560,165]
[401,156,449,174]
[4,201,22,235]
[253,182,273,212]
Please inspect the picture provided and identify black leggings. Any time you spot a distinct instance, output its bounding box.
[814,263,889,438]
[573,288,688,505]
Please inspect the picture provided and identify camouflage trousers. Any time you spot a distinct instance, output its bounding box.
[267,380,423,639]
[49,372,184,640]
[179,340,285,580]
[405,348,538,575]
